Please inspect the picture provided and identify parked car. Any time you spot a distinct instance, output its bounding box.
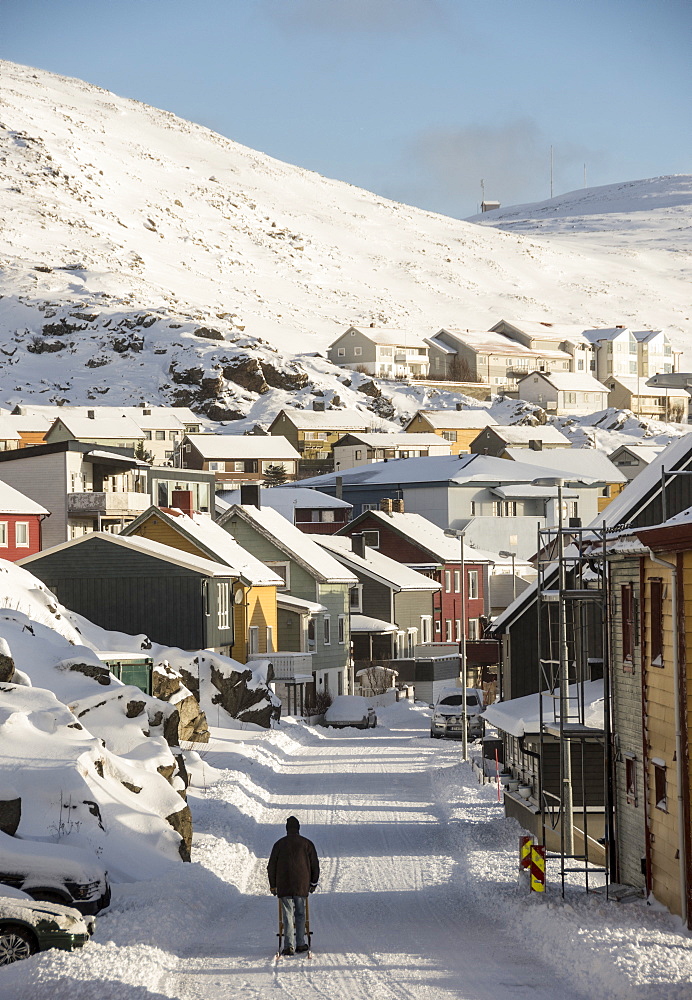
[430,688,485,740]
[0,831,110,915]
[0,888,94,965]
[324,695,377,730]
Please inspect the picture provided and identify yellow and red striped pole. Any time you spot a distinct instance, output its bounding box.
[519,835,533,870]
[530,844,546,892]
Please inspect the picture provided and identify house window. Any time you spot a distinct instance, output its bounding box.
[0,522,7,547]
[453,570,460,592]
[445,570,451,593]
[169,430,179,440]
[362,530,379,549]
[625,755,638,806]
[442,430,457,442]
[350,585,363,612]
[468,570,479,599]
[622,584,635,663]
[435,620,441,633]
[653,760,667,812]
[266,626,274,653]
[248,626,259,653]
[407,628,417,656]
[337,348,346,357]
[421,616,432,643]
[15,522,29,548]
[267,562,290,589]
[355,449,362,460]
[323,615,331,646]
[337,671,344,695]
[361,503,378,513]
[143,430,152,440]
[217,582,231,629]
[208,461,225,472]
[396,631,406,658]
[467,618,480,640]
[338,615,345,644]
[650,578,663,666]
[445,619,452,642]
[564,392,577,405]
[308,618,316,651]
[354,347,362,356]
[455,619,461,642]
[155,430,166,440]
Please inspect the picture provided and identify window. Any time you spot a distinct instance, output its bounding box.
[267,562,290,589]
[467,618,480,640]
[337,671,344,695]
[350,584,363,612]
[0,522,7,547]
[396,631,406,658]
[217,582,231,629]
[248,626,259,653]
[362,530,379,549]
[155,430,165,441]
[444,570,451,593]
[354,346,362,356]
[653,760,667,811]
[445,619,452,642]
[338,615,345,644]
[169,430,179,440]
[143,430,152,440]
[569,501,578,519]
[337,348,346,357]
[266,626,274,653]
[407,628,417,656]
[468,570,479,599]
[625,756,638,806]
[622,584,635,664]
[453,570,460,592]
[455,619,461,642]
[361,503,379,513]
[323,615,331,645]
[577,359,584,370]
[15,522,29,548]
[564,392,577,405]
[355,449,362,460]
[208,461,225,472]
[435,620,441,633]
[442,430,457,442]
[421,616,432,644]
[308,618,316,651]
[650,578,663,666]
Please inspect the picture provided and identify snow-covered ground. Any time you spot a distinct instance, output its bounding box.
[4,702,690,999]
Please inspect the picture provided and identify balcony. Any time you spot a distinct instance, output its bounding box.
[67,492,151,517]
[247,651,314,682]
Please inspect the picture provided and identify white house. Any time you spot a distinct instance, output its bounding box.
[333,432,450,471]
[326,327,429,378]
[516,371,609,415]
[582,327,638,380]
[178,434,300,485]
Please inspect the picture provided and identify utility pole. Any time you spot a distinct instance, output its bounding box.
[445,528,468,760]
[556,480,575,855]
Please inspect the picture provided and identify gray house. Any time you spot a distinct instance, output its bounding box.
[469,424,571,456]
[424,327,571,387]
[18,532,238,655]
[326,326,429,378]
[217,501,357,698]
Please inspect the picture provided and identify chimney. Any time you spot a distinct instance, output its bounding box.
[240,483,261,508]
[380,498,393,514]
[171,489,194,517]
[312,400,325,412]
[528,439,543,451]
[351,533,366,558]
[335,476,343,500]
[392,499,404,514]
[456,402,463,411]
[87,409,95,419]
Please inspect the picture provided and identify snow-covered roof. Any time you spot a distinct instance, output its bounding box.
[334,432,448,449]
[219,504,358,585]
[492,320,593,345]
[272,409,372,431]
[582,326,632,343]
[486,425,571,445]
[216,486,352,515]
[340,327,429,348]
[518,371,608,392]
[406,409,497,430]
[424,336,458,356]
[491,484,579,499]
[0,417,21,442]
[350,614,398,633]
[608,444,666,463]
[184,433,300,460]
[434,327,570,360]
[276,593,326,614]
[483,679,604,736]
[3,413,52,433]
[48,414,146,440]
[316,535,440,592]
[301,452,599,489]
[0,478,49,515]
[502,447,627,483]
[342,509,500,564]
[631,329,667,344]
[19,531,240,578]
[121,507,284,587]
[84,449,150,467]
[604,375,688,398]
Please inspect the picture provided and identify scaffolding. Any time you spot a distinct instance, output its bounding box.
[536,522,613,896]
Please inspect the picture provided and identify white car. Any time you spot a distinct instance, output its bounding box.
[430,688,485,740]
[324,695,377,730]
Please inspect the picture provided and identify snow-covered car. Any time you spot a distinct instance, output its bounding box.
[0,830,110,915]
[0,891,94,965]
[430,688,485,740]
[324,695,377,730]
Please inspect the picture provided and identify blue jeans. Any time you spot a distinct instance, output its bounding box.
[280,895,306,949]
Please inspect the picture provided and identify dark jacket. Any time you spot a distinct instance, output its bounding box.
[268,832,320,897]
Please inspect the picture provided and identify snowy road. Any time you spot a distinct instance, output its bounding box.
[165,706,588,1000]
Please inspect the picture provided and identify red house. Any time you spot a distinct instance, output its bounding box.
[0,479,49,561]
[337,504,494,646]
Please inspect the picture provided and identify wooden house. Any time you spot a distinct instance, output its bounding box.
[19,533,239,656]
[44,412,146,452]
[268,408,371,476]
[604,377,688,423]
[469,424,571,456]
[325,326,429,378]
[516,371,609,416]
[216,485,352,535]
[121,503,283,664]
[404,409,497,454]
[178,433,299,486]
[608,445,666,482]
[333,432,450,471]
[0,480,49,560]
[424,328,572,387]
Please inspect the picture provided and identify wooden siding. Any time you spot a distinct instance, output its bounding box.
[0,451,68,548]
[0,514,43,561]
[608,556,647,889]
[129,516,201,555]
[404,414,478,454]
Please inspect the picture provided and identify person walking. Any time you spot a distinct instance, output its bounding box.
[268,816,319,956]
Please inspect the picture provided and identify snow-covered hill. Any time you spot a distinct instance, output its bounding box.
[1,61,691,426]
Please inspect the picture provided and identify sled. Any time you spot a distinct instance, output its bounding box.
[275,897,313,961]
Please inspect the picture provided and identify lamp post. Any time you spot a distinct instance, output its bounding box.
[532,476,574,856]
[445,528,467,761]
[499,550,517,601]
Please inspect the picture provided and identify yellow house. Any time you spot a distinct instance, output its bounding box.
[634,519,692,929]
[122,505,281,664]
[403,409,496,455]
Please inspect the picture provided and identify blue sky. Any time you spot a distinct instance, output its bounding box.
[2,0,690,218]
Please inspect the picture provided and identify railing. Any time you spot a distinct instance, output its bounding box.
[67,492,150,515]
[413,642,460,659]
[247,651,314,681]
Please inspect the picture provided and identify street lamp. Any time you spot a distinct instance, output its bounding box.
[532,475,574,856]
[445,528,467,761]
[498,550,517,601]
